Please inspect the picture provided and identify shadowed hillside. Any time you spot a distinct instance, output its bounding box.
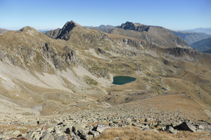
[190,37,211,53]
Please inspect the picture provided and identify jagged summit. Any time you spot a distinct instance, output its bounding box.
[111,21,190,48]
[56,21,79,39]
[46,20,83,40]
[61,20,80,31]
[119,21,150,32]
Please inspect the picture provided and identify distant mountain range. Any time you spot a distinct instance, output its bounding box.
[38,30,52,33]
[190,38,211,54]
[0,28,8,34]
[84,25,115,33]
[86,25,211,47]
[183,28,211,35]
[171,31,211,45]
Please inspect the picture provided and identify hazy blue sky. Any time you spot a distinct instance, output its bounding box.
[1,0,211,30]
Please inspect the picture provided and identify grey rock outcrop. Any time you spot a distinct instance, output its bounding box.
[119,21,150,32]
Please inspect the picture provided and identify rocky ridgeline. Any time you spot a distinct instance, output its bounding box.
[1,106,211,140]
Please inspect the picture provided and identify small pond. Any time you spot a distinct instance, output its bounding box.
[112,76,136,85]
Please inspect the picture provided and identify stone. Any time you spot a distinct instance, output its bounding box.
[126,118,132,123]
[32,132,41,140]
[153,129,159,133]
[113,119,119,124]
[54,128,63,134]
[54,133,68,140]
[88,130,100,137]
[63,126,72,135]
[98,48,105,54]
[86,134,94,140]
[118,123,128,127]
[168,126,178,134]
[78,129,89,139]
[96,124,110,133]
[25,131,35,139]
[0,134,9,140]
[198,125,204,130]
[11,130,21,137]
[72,135,81,140]
[109,123,117,127]
[40,130,54,140]
[47,126,55,132]
[72,123,86,134]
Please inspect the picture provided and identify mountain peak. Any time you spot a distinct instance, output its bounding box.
[19,26,37,32]
[62,20,80,31]
[119,21,150,32]
[19,26,40,35]
[45,20,83,40]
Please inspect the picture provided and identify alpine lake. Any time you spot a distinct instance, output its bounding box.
[112,76,136,85]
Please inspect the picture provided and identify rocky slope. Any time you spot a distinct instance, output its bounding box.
[0,20,211,139]
[171,31,211,45]
[190,37,211,53]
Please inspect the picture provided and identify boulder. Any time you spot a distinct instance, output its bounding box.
[11,130,21,137]
[88,131,100,137]
[54,133,69,140]
[168,126,178,134]
[72,123,86,134]
[32,132,41,140]
[78,129,90,140]
[98,48,105,54]
[95,124,110,133]
[175,122,196,132]
[25,131,36,139]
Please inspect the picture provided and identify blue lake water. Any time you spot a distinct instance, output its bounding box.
[112,76,136,85]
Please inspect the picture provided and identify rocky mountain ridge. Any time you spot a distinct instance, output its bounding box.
[0,20,211,139]
[110,21,190,49]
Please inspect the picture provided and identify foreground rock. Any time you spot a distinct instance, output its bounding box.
[1,109,211,140]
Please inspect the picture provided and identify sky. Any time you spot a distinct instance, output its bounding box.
[0,0,211,30]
